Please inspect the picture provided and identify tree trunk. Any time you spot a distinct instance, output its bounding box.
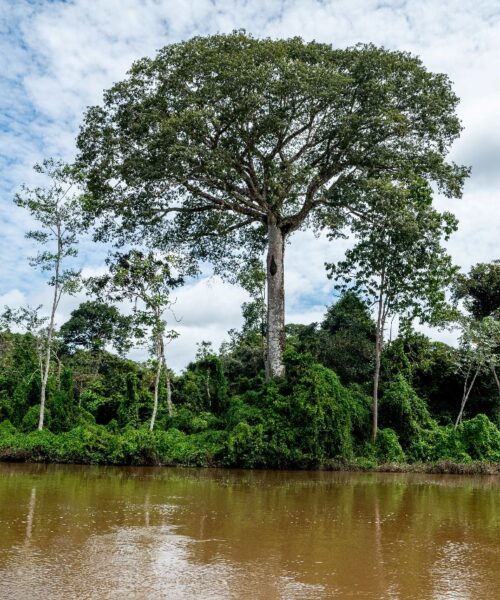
[372,341,381,444]
[150,343,162,432]
[491,364,500,422]
[161,348,173,418]
[38,227,62,431]
[39,285,58,431]
[266,220,286,379]
[166,373,173,418]
[205,372,211,408]
[55,354,62,391]
[455,366,480,428]
[372,270,386,443]
[38,326,54,431]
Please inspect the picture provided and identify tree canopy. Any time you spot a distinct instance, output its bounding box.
[60,301,133,355]
[455,261,500,319]
[76,31,468,377]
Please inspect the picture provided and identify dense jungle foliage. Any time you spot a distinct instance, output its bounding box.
[2,291,500,469]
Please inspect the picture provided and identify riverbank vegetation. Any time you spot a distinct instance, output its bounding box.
[2,32,500,471]
[1,280,500,470]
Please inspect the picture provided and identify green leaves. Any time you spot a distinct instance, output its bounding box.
[454,261,500,319]
[456,316,500,375]
[86,249,184,358]
[60,301,134,356]
[76,32,467,271]
[74,32,468,379]
[15,159,81,293]
[326,177,458,330]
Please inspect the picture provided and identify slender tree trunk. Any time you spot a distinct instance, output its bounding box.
[261,296,266,368]
[205,371,211,407]
[38,244,61,431]
[266,220,286,379]
[455,366,480,428]
[150,340,162,432]
[491,364,500,423]
[372,271,386,443]
[150,359,162,431]
[166,372,173,418]
[161,346,173,418]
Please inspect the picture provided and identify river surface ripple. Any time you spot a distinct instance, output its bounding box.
[0,463,499,599]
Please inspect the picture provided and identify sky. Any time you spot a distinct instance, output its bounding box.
[1,0,500,370]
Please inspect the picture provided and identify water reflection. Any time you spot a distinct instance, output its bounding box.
[25,486,36,543]
[0,464,498,599]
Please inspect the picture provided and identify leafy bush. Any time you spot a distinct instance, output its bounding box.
[459,414,500,461]
[375,428,406,463]
[2,320,500,469]
[408,424,470,463]
[281,350,356,461]
[227,422,266,467]
[380,375,434,448]
[20,405,50,433]
[223,351,360,467]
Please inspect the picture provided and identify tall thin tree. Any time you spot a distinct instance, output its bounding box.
[15,160,81,430]
[87,250,183,430]
[327,178,457,441]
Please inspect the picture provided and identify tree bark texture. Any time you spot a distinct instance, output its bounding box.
[266,221,286,378]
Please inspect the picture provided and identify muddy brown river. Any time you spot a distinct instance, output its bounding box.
[0,463,499,599]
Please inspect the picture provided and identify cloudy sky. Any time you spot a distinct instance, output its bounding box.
[1,0,499,369]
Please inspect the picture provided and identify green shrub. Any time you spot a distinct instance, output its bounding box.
[155,428,227,466]
[225,396,264,429]
[19,429,59,459]
[459,414,500,461]
[283,350,355,461]
[76,408,96,426]
[117,428,160,464]
[20,405,50,433]
[408,424,470,463]
[57,425,116,463]
[380,375,434,448]
[375,428,406,463]
[227,422,265,467]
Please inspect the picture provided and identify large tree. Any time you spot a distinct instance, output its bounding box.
[76,32,468,377]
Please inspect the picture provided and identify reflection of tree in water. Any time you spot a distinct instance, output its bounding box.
[25,486,36,543]
[144,490,150,527]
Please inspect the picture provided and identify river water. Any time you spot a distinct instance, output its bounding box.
[0,463,499,599]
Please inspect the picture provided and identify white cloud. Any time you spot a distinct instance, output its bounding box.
[2,0,500,368]
[0,289,27,310]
